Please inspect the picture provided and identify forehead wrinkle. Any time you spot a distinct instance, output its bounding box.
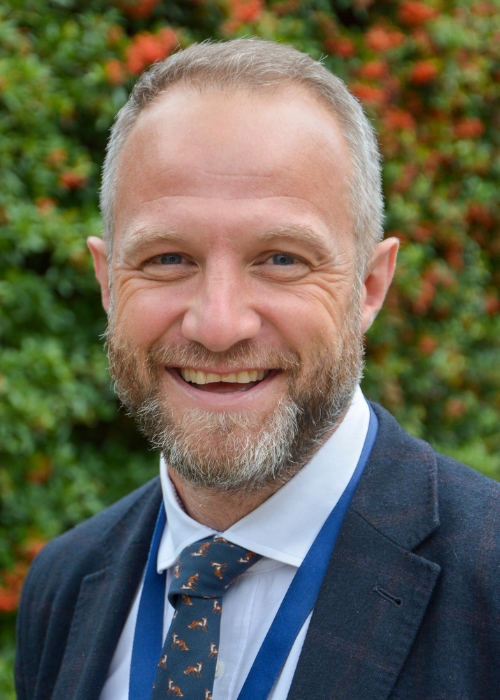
[174,166,276,180]
[145,164,277,181]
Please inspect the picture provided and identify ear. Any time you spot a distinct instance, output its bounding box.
[87,236,111,313]
[360,237,399,333]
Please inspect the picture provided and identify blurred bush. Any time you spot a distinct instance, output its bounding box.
[1,0,499,694]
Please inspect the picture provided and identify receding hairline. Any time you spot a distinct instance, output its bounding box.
[115,78,354,184]
[111,79,356,257]
[132,73,347,114]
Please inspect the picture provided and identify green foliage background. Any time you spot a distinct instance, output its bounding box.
[1,0,499,694]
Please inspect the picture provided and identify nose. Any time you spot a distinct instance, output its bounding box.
[181,271,262,353]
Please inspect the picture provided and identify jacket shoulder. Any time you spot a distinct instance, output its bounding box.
[435,448,500,503]
[30,476,161,574]
[370,400,500,511]
[16,477,162,700]
[427,450,500,565]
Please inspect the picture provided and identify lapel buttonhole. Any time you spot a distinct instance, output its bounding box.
[372,584,403,607]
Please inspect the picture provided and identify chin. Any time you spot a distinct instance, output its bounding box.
[135,397,303,492]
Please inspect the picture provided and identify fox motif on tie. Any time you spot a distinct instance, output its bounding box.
[151,537,261,699]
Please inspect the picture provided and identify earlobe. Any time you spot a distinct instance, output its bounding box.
[360,237,399,333]
[87,236,111,313]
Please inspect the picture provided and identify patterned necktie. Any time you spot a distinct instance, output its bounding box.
[151,536,261,700]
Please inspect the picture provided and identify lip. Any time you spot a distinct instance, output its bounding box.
[166,367,282,409]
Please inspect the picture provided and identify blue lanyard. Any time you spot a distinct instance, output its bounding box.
[129,405,378,700]
[129,499,166,700]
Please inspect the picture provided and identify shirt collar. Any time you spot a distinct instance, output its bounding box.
[158,386,370,571]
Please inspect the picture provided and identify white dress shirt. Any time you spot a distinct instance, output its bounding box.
[100,386,370,700]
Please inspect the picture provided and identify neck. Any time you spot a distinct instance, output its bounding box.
[168,468,285,530]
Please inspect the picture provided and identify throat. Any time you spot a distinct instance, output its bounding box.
[169,467,283,529]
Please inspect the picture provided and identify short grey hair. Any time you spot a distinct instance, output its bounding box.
[100,38,384,273]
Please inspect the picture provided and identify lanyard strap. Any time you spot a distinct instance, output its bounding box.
[129,405,378,700]
[129,504,166,700]
[237,405,378,699]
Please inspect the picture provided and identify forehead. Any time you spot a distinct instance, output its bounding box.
[113,84,353,252]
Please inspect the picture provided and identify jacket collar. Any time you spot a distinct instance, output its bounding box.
[350,401,439,551]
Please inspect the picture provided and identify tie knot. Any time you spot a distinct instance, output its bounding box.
[168,536,261,604]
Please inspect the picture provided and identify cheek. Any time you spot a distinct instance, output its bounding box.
[112,284,186,347]
[262,286,350,354]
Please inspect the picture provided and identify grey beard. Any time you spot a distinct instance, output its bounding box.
[106,302,364,492]
[135,397,303,491]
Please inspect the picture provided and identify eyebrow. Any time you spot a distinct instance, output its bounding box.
[119,227,185,261]
[119,223,333,261]
[256,225,333,260]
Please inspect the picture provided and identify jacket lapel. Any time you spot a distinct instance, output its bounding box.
[51,483,162,700]
[288,404,441,700]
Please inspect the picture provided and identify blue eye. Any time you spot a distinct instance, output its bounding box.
[272,253,295,265]
[160,254,183,265]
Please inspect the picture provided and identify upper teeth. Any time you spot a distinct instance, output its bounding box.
[180,369,268,384]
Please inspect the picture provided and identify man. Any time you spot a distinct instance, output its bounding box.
[16,39,500,700]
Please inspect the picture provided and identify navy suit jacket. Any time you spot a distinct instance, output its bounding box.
[15,404,500,699]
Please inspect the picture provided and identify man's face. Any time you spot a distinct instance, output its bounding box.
[90,85,393,491]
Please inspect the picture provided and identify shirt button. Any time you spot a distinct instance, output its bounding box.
[215,660,225,678]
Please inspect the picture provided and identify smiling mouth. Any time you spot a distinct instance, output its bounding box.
[176,368,272,393]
